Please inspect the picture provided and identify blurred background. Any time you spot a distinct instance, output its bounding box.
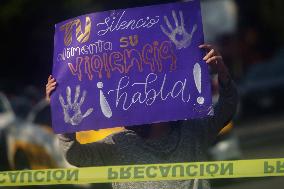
[0,0,283,188]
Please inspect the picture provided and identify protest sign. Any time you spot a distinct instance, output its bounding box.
[51,0,213,134]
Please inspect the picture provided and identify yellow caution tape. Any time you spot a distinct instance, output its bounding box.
[0,158,284,186]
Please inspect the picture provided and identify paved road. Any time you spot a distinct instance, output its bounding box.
[214,143,284,189]
[215,114,284,189]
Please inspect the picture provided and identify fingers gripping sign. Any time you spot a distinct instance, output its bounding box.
[160,10,197,50]
[59,85,93,126]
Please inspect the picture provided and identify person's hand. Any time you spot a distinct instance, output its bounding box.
[46,75,57,103]
[199,44,230,85]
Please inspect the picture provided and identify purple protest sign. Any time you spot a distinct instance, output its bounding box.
[51,0,213,134]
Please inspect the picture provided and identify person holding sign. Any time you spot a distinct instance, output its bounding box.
[46,44,238,189]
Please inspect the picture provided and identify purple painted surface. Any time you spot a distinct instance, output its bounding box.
[51,0,213,134]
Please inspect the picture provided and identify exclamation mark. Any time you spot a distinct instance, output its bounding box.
[97,82,113,118]
[193,63,204,105]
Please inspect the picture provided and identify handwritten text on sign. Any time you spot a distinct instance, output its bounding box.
[51,0,213,134]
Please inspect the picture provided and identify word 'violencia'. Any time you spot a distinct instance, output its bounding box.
[68,41,177,81]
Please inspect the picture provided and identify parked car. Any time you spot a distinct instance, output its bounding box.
[209,122,242,161]
[0,93,15,129]
[238,49,284,119]
[0,93,69,170]
[0,92,16,171]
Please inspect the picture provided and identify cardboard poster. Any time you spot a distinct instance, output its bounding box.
[51,0,212,134]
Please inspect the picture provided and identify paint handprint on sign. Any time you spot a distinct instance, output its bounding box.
[160,10,197,49]
[59,86,93,126]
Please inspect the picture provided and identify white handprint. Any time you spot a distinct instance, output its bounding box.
[160,10,197,50]
[59,85,93,126]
